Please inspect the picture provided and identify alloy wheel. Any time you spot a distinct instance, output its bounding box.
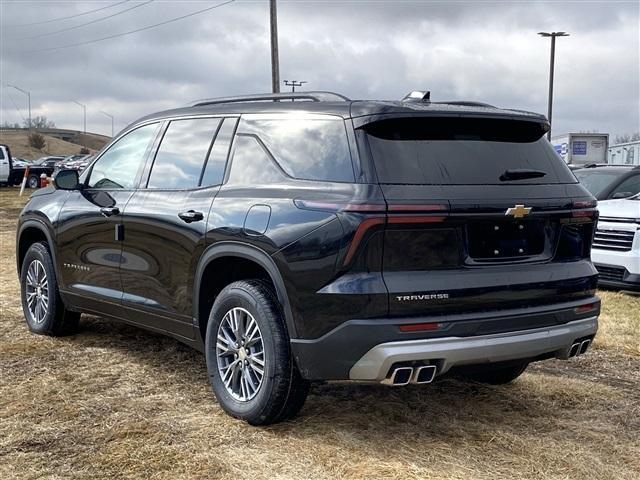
[216,307,265,401]
[25,259,49,324]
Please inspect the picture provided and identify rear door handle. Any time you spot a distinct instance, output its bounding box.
[178,210,204,223]
[100,206,120,217]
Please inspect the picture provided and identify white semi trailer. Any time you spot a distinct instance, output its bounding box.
[551,133,609,166]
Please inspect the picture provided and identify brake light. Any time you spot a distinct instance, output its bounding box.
[342,217,386,265]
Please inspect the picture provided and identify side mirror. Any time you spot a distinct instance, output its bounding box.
[611,191,633,199]
[54,169,80,190]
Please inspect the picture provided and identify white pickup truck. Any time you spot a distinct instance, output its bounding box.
[0,144,55,188]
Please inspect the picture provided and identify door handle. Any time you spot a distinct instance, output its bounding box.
[100,206,120,217]
[178,210,204,223]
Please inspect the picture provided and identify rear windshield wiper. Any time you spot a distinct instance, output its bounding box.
[500,169,547,181]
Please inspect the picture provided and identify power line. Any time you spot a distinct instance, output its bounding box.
[22,0,235,54]
[17,1,154,41]
[5,91,26,123]
[7,0,131,28]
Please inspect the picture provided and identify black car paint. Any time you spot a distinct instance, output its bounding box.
[16,98,600,380]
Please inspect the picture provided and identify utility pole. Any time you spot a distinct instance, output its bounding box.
[284,80,307,93]
[6,84,31,132]
[72,100,86,133]
[538,31,569,140]
[100,110,114,137]
[269,0,280,93]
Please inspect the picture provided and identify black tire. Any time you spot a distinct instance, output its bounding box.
[20,242,80,336]
[205,279,310,425]
[27,174,40,189]
[461,361,529,385]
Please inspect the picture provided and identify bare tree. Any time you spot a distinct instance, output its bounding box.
[24,116,56,129]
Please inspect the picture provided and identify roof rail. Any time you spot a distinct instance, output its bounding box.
[190,91,350,107]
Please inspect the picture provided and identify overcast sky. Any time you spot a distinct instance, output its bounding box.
[1,0,638,139]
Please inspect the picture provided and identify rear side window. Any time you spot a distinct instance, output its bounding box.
[148,118,220,189]
[242,118,354,182]
[364,117,576,185]
[201,118,237,187]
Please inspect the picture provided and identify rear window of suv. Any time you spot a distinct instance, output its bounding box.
[242,117,354,182]
[364,117,576,185]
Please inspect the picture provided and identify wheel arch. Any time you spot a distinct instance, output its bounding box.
[17,220,57,276]
[194,241,297,342]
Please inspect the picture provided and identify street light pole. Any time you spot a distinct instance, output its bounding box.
[538,31,569,140]
[269,0,280,93]
[6,84,31,132]
[100,111,114,137]
[72,100,86,133]
[283,80,307,93]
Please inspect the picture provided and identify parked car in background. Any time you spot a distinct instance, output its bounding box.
[16,91,601,425]
[12,157,30,167]
[573,165,640,200]
[1,144,56,188]
[61,154,92,171]
[35,156,66,169]
[592,194,640,291]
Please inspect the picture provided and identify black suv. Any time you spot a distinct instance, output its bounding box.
[17,91,600,425]
[573,165,640,200]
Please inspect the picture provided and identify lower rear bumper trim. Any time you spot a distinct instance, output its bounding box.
[349,316,598,381]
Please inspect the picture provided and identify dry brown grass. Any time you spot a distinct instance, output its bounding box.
[1,188,639,480]
[0,131,101,160]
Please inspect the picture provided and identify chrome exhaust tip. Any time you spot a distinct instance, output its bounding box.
[412,365,437,384]
[579,339,591,355]
[568,342,580,358]
[381,366,413,386]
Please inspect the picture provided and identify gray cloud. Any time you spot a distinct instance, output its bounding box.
[1,0,638,139]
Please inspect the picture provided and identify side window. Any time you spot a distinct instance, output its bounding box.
[201,118,237,187]
[610,175,640,198]
[242,118,354,182]
[88,123,159,189]
[227,135,284,185]
[147,118,220,189]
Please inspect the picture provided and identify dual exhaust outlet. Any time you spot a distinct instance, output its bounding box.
[568,339,591,358]
[382,365,437,386]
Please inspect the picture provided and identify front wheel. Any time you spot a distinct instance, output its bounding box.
[20,242,80,336]
[27,174,40,189]
[205,280,309,425]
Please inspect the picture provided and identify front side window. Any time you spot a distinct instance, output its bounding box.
[574,170,626,197]
[88,123,159,189]
[241,117,354,182]
[148,118,220,189]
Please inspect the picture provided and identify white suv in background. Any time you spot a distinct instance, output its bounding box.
[592,194,640,291]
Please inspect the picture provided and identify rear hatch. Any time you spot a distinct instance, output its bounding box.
[360,116,598,317]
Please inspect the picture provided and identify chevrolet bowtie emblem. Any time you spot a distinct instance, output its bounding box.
[505,204,531,218]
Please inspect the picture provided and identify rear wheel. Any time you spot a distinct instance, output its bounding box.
[205,280,309,425]
[20,242,80,336]
[461,361,529,385]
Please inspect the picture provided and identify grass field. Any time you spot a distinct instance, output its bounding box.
[1,188,639,480]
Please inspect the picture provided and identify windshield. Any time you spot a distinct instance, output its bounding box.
[573,170,625,197]
[364,117,576,185]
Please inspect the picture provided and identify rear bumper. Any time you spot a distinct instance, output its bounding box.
[349,316,598,381]
[291,297,600,380]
